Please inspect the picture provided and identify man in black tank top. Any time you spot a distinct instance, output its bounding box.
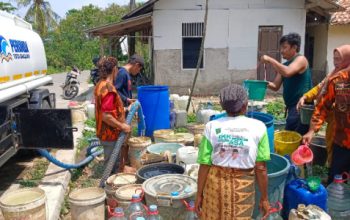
[261,33,312,135]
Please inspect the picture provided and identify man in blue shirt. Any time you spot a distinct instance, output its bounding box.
[114,54,144,107]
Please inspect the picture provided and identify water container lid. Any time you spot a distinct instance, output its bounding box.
[171,191,179,196]
[114,207,124,213]
[115,184,142,200]
[136,217,145,220]
[334,174,343,183]
[189,201,195,207]
[106,173,137,187]
[132,194,140,199]
[149,205,157,211]
[142,174,197,200]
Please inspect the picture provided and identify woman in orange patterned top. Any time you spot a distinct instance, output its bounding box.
[94,57,131,172]
[303,45,350,184]
[297,45,350,165]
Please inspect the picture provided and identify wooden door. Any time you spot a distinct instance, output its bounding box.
[257,26,282,81]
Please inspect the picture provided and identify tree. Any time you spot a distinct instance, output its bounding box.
[0,2,17,12]
[14,0,60,37]
[44,4,129,73]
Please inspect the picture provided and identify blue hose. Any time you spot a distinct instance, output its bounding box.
[37,137,103,169]
[37,101,145,172]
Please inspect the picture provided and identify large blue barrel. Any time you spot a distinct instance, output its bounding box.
[137,86,170,137]
[247,112,274,152]
[253,153,290,217]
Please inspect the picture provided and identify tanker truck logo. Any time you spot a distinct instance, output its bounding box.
[0,35,13,63]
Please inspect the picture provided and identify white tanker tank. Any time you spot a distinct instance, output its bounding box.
[0,11,74,168]
[0,10,52,103]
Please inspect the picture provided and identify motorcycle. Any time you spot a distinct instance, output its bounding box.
[90,57,100,86]
[62,66,80,100]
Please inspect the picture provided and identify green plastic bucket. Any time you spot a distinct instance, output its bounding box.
[300,104,314,125]
[243,80,268,101]
[253,153,290,217]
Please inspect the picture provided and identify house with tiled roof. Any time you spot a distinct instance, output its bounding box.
[88,0,344,94]
[306,0,350,83]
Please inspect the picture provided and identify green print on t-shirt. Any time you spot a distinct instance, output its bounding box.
[217,134,248,147]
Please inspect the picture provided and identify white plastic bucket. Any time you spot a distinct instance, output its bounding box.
[68,187,106,220]
[0,188,47,220]
[128,137,152,169]
[176,146,198,165]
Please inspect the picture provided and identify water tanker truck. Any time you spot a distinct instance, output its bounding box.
[0,11,74,167]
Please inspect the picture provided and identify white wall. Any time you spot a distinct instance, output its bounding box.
[327,25,350,71]
[153,0,306,70]
[228,8,306,69]
[306,24,328,72]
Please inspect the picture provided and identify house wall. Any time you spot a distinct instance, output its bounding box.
[153,0,306,94]
[306,24,328,84]
[327,25,350,71]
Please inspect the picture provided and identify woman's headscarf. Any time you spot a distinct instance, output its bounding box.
[318,45,350,98]
[334,45,350,72]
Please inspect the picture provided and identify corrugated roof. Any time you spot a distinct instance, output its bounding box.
[331,0,350,24]
[86,13,152,36]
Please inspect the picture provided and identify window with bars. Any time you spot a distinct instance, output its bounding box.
[182,22,204,69]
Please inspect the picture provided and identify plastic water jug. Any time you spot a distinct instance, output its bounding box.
[289,204,331,220]
[196,109,221,124]
[125,194,147,220]
[170,111,176,128]
[147,205,163,220]
[327,174,350,220]
[282,178,327,219]
[109,207,127,220]
[87,103,95,119]
[183,201,198,220]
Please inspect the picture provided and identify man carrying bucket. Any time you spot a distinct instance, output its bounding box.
[261,33,312,135]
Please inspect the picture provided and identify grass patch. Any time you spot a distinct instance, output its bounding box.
[19,158,49,187]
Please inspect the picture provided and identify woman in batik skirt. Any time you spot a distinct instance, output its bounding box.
[195,84,270,220]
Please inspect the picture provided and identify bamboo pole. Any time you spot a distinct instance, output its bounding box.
[186,0,209,112]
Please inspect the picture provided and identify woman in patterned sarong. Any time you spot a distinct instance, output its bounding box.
[195,84,270,220]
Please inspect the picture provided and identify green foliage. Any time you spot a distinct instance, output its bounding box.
[14,0,60,36]
[0,2,16,12]
[19,158,49,187]
[174,127,189,133]
[85,118,96,128]
[266,99,285,121]
[44,4,129,73]
[187,113,197,123]
[312,165,329,178]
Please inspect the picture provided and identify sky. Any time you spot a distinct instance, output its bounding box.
[4,0,145,18]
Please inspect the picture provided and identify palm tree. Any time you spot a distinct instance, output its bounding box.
[0,2,17,13]
[14,0,60,36]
